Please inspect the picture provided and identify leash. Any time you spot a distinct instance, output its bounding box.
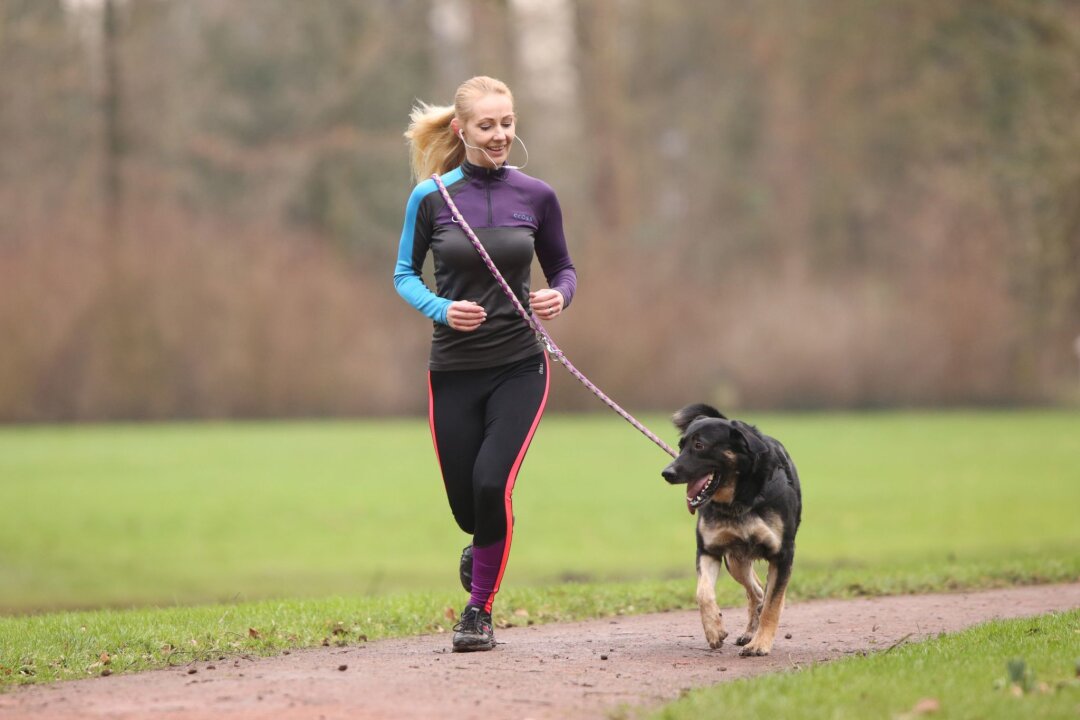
[431,172,677,458]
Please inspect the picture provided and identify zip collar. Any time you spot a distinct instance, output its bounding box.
[461,160,509,181]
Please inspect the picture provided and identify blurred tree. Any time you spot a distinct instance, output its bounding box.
[0,0,96,230]
[574,0,632,244]
[101,0,123,232]
[171,0,431,261]
[1,0,1078,419]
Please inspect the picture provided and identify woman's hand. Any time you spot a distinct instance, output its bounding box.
[447,300,487,332]
[529,289,564,321]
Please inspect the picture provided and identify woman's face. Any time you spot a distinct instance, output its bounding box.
[460,93,516,169]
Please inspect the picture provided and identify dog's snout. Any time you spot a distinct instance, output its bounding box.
[661,463,679,484]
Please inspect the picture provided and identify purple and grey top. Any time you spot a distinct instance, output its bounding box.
[394,161,577,371]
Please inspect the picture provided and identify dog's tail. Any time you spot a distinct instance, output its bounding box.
[672,403,727,433]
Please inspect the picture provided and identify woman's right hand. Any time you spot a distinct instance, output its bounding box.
[447,300,487,332]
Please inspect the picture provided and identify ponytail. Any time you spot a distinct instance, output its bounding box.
[404,102,465,183]
[404,76,514,183]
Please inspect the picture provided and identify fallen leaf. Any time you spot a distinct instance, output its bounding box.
[444,607,456,621]
[513,609,529,618]
[913,697,940,714]
[99,652,111,666]
[248,628,261,639]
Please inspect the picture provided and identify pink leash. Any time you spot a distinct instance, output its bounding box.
[432,172,677,458]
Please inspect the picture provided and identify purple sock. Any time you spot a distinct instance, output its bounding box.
[468,539,507,611]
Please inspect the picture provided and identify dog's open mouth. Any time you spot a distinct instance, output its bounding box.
[686,472,722,514]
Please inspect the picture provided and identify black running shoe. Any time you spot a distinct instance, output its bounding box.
[459,544,473,593]
[452,604,495,652]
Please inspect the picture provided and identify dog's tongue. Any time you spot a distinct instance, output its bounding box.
[686,475,711,515]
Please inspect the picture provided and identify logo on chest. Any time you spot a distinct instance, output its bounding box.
[512,212,535,223]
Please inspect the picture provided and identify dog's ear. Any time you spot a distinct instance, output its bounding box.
[671,403,727,434]
[730,421,768,457]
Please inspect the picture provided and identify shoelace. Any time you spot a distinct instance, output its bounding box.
[453,607,491,635]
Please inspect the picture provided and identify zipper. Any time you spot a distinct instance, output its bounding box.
[486,182,493,226]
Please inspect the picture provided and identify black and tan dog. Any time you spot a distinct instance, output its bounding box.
[661,403,802,656]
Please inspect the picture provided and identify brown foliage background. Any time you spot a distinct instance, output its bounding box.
[1,0,1078,421]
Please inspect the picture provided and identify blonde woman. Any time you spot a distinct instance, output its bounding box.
[393,76,577,652]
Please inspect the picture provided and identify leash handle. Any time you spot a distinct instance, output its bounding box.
[431,172,677,458]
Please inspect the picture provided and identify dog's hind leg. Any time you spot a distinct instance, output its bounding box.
[724,554,764,646]
[739,557,792,657]
[696,552,727,649]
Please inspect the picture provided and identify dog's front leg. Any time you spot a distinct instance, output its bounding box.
[740,556,792,657]
[696,552,727,649]
[725,553,764,646]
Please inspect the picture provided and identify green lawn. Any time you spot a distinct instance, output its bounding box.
[654,609,1080,720]
[0,411,1078,689]
[1,411,1077,612]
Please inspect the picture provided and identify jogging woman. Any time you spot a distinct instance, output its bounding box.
[393,76,577,652]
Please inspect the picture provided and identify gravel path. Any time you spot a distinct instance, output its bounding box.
[2,583,1078,720]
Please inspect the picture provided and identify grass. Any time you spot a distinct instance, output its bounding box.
[1,411,1077,611]
[654,609,1080,720]
[0,410,1078,689]
[0,579,690,684]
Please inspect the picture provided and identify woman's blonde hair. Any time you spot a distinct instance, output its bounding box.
[405,76,515,182]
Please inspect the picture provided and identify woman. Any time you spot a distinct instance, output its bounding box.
[393,76,577,652]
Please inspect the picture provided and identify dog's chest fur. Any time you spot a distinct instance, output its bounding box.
[698,509,784,559]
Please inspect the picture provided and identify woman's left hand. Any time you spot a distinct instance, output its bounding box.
[529,288,564,321]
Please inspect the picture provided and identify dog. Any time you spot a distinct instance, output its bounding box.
[661,403,801,656]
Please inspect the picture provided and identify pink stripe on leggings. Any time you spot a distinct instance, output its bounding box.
[477,353,550,613]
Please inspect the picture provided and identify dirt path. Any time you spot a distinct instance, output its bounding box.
[2,583,1078,720]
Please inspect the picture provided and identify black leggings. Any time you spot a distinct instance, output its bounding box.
[427,352,550,548]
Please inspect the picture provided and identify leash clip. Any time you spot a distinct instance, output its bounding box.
[536,332,563,362]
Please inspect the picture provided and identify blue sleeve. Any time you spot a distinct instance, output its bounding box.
[393,181,452,325]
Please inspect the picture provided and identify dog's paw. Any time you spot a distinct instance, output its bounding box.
[700,608,727,649]
[735,634,752,646]
[704,628,728,649]
[739,643,770,657]
[739,647,769,657]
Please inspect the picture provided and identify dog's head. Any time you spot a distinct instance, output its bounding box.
[661,403,767,514]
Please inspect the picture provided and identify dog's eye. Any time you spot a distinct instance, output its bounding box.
[693,440,705,451]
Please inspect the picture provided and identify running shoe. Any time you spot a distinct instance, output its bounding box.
[452,604,495,652]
